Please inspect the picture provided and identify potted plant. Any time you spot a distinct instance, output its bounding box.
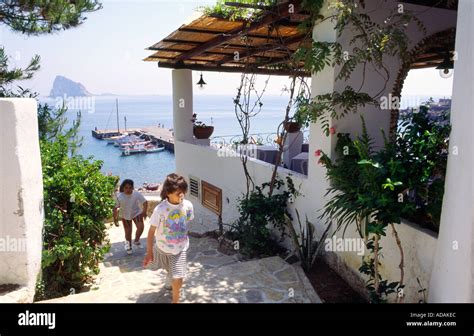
[282,107,306,133]
[192,114,214,139]
[283,118,301,133]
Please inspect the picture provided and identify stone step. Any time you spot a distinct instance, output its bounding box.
[40,256,320,303]
[38,224,320,303]
[181,256,320,303]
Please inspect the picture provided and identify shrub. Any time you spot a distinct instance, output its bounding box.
[227,176,298,257]
[396,104,450,231]
[285,209,331,272]
[35,137,117,300]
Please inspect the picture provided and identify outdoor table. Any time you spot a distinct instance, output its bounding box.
[291,152,309,175]
[256,145,279,164]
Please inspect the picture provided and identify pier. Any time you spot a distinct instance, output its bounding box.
[91,126,175,152]
[91,128,142,139]
[142,126,175,152]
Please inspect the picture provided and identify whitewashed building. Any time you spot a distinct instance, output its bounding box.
[144,0,472,302]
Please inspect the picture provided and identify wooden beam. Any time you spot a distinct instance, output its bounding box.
[174,0,302,63]
[150,48,233,56]
[216,33,306,65]
[155,39,263,52]
[178,27,302,42]
[410,63,442,69]
[157,61,310,77]
[147,55,221,63]
[413,54,445,63]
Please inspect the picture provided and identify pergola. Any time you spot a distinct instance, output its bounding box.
[144,0,312,77]
[144,0,457,75]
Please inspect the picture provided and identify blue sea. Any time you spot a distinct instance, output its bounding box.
[39,94,291,186]
[39,94,449,186]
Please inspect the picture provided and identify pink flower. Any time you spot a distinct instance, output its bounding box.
[315,149,322,157]
[329,127,336,135]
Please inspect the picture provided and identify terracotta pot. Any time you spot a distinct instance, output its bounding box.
[193,126,214,139]
[283,121,301,133]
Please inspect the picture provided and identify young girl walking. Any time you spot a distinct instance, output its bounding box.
[143,173,194,303]
[113,179,148,255]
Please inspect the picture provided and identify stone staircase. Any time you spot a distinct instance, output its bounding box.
[39,222,320,303]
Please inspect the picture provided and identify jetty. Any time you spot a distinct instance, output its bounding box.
[142,126,174,152]
[91,126,175,152]
[91,128,141,139]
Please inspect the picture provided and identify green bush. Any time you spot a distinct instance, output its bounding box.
[396,104,450,231]
[227,176,298,257]
[319,106,450,302]
[35,137,117,300]
[202,0,276,21]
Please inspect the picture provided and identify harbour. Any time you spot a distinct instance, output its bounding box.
[92,126,175,153]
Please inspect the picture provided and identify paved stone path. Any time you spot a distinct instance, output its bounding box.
[41,220,320,303]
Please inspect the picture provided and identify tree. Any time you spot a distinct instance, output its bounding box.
[0,0,102,96]
[0,46,40,97]
[0,0,102,35]
[0,1,113,301]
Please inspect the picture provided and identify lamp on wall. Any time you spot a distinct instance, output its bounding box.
[196,72,207,89]
[436,50,454,78]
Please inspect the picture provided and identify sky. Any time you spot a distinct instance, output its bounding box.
[0,0,453,97]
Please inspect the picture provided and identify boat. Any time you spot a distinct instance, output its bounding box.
[143,182,160,191]
[95,99,131,144]
[113,135,141,146]
[145,146,165,153]
[121,143,165,156]
[119,140,151,150]
[106,133,129,144]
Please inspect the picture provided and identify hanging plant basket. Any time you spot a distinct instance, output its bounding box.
[193,126,214,139]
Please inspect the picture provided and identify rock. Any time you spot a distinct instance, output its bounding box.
[245,290,264,303]
[274,268,299,283]
[261,256,287,274]
[262,288,285,302]
[49,75,92,97]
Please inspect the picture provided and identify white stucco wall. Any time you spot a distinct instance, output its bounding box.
[172,69,194,143]
[170,0,460,303]
[323,217,438,303]
[175,141,308,236]
[428,0,473,303]
[0,99,44,302]
[175,139,438,302]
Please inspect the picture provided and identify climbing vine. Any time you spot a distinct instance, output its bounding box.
[206,0,439,302]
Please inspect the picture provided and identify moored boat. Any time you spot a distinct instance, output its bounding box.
[121,142,165,156]
[143,182,160,191]
[145,146,165,153]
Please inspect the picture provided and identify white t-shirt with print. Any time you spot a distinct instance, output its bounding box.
[115,191,146,220]
[149,199,194,255]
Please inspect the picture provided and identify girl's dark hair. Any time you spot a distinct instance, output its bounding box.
[119,179,134,192]
[160,173,188,200]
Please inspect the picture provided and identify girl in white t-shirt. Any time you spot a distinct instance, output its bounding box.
[143,173,194,303]
[113,179,148,255]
